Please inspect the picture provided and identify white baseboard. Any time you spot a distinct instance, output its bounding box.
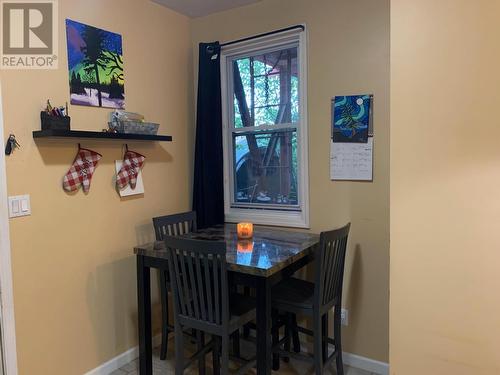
[343,351,389,375]
[84,335,161,375]
[84,334,389,375]
[298,337,389,375]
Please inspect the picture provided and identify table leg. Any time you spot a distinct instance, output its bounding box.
[137,255,153,375]
[256,277,271,375]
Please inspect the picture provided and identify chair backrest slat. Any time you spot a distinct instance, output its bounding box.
[315,223,351,309]
[323,240,335,304]
[329,238,343,303]
[178,253,194,317]
[165,236,228,327]
[213,255,221,325]
[203,255,214,323]
[186,253,200,319]
[172,249,187,316]
[153,211,197,241]
[194,255,207,321]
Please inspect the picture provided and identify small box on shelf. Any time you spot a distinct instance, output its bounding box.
[40,111,71,131]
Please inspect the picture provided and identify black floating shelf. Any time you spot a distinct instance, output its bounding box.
[33,129,172,142]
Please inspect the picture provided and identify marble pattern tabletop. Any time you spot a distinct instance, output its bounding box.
[134,224,319,277]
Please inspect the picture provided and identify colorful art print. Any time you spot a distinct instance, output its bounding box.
[66,19,124,109]
[332,95,371,143]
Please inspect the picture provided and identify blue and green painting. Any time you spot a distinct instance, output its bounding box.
[332,95,371,143]
[66,19,124,109]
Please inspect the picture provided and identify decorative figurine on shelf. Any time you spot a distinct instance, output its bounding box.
[116,145,145,190]
[62,144,102,193]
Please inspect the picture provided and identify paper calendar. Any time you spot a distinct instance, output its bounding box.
[330,137,373,181]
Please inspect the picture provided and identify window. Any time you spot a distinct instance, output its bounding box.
[221,28,309,227]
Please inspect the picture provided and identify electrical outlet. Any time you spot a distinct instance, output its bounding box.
[341,308,348,326]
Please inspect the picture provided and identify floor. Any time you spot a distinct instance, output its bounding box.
[111,339,379,375]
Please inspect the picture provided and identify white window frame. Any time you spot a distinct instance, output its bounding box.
[220,27,309,228]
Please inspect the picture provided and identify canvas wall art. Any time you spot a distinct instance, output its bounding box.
[332,95,372,143]
[65,19,125,109]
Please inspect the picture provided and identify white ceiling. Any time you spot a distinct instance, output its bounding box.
[152,0,262,18]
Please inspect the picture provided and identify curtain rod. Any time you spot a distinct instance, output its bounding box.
[220,25,305,48]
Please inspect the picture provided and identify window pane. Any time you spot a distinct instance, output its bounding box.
[254,75,280,107]
[233,130,298,206]
[254,105,280,127]
[291,76,299,123]
[232,46,299,128]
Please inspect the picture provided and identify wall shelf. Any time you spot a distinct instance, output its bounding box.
[32,129,172,142]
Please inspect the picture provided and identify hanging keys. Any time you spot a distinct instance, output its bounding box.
[5,134,20,155]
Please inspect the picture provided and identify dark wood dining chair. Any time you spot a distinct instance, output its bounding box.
[165,236,257,375]
[152,211,197,360]
[271,223,351,375]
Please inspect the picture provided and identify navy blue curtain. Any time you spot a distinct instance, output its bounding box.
[192,42,224,229]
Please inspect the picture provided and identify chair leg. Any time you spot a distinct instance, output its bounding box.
[243,286,251,338]
[160,271,169,360]
[322,313,328,363]
[197,331,206,375]
[334,305,344,375]
[291,314,301,353]
[212,336,220,375]
[283,314,291,363]
[313,313,323,375]
[175,322,184,375]
[221,334,230,375]
[272,309,280,370]
[232,329,241,357]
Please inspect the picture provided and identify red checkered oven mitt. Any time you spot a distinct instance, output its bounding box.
[63,147,102,193]
[116,150,145,190]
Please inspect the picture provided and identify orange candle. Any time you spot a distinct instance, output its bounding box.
[237,222,254,239]
[237,240,254,252]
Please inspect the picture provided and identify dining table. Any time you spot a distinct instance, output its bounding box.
[134,223,320,375]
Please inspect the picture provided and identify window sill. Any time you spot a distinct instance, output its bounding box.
[225,207,309,229]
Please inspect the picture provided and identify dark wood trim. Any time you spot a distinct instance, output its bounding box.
[33,129,172,142]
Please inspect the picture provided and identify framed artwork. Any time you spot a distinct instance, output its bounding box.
[332,95,372,143]
[65,19,125,109]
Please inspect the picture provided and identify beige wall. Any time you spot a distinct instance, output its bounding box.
[191,0,390,362]
[1,0,193,373]
[391,1,500,374]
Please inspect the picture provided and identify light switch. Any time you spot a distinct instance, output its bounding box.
[21,198,28,212]
[8,195,30,218]
[11,199,19,214]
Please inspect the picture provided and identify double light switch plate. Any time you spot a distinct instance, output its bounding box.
[8,194,31,218]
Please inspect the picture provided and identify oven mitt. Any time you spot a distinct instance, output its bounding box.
[116,149,145,190]
[63,147,102,193]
